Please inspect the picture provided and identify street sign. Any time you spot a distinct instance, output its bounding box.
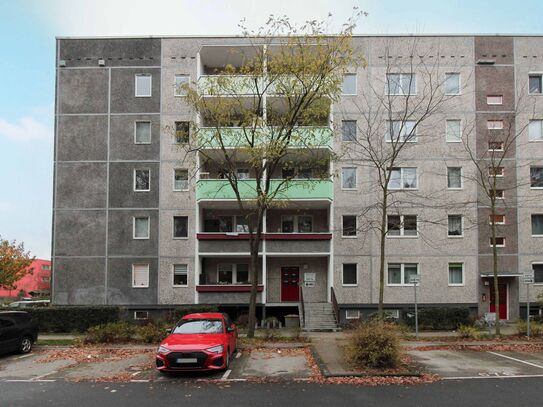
[409,275,420,284]
[523,273,534,284]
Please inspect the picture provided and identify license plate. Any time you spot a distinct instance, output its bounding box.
[177,358,198,363]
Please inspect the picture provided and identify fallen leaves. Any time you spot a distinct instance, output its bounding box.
[405,343,543,352]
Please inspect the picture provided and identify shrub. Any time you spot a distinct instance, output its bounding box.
[405,307,472,331]
[347,320,400,369]
[27,306,121,333]
[517,320,543,336]
[83,322,135,344]
[135,323,170,343]
[457,324,478,339]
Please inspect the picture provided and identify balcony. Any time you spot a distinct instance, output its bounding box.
[196,179,333,201]
[197,126,332,149]
[198,75,263,96]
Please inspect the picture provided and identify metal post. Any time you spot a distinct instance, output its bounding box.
[527,282,531,338]
[414,281,419,340]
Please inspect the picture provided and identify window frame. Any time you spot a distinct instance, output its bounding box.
[386,120,417,143]
[486,95,503,105]
[135,74,152,98]
[134,120,152,145]
[173,216,189,239]
[342,263,358,286]
[386,263,420,287]
[447,167,463,189]
[529,120,543,142]
[488,141,504,151]
[216,263,250,285]
[174,74,190,97]
[448,263,464,286]
[173,169,189,191]
[388,167,418,190]
[533,263,543,285]
[487,120,504,130]
[447,214,464,238]
[173,264,189,287]
[488,166,504,178]
[174,121,190,144]
[531,214,543,237]
[531,166,543,189]
[341,73,357,95]
[386,214,418,238]
[341,167,357,190]
[445,119,462,143]
[134,311,149,320]
[133,216,150,240]
[133,168,151,192]
[490,236,506,247]
[342,215,357,238]
[489,214,506,225]
[529,73,543,95]
[132,263,150,288]
[444,72,461,95]
[280,215,314,233]
[345,309,360,320]
[341,120,357,142]
[386,73,417,96]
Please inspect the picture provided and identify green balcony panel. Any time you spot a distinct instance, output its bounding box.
[196,179,333,201]
[198,75,263,96]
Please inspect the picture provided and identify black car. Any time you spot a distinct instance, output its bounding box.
[0,311,39,355]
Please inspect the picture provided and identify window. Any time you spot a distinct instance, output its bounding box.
[42,277,50,282]
[173,264,188,286]
[218,216,233,232]
[529,74,542,94]
[448,215,463,237]
[342,120,357,141]
[529,120,543,141]
[342,73,357,95]
[387,215,418,237]
[173,216,188,238]
[42,264,51,271]
[341,167,357,189]
[532,214,543,236]
[132,264,149,288]
[492,189,505,199]
[487,95,503,105]
[236,168,250,180]
[174,169,188,191]
[447,167,462,189]
[488,166,504,177]
[134,311,149,320]
[387,263,419,286]
[342,215,357,237]
[386,73,416,95]
[533,264,543,284]
[217,263,249,284]
[235,216,249,232]
[490,214,505,225]
[134,169,150,191]
[490,237,505,247]
[135,74,152,97]
[448,263,464,286]
[345,309,360,319]
[342,264,357,286]
[175,121,190,143]
[489,141,504,151]
[135,121,151,144]
[133,217,150,239]
[174,74,189,96]
[444,73,460,95]
[531,167,543,188]
[388,167,417,189]
[446,120,462,142]
[386,121,417,142]
[487,120,504,130]
[281,215,313,233]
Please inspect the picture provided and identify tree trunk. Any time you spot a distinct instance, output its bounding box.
[246,209,264,338]
[490,198,501,335]
[378,194,388,318]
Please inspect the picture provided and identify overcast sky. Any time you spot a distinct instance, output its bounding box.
[1,0,543,259]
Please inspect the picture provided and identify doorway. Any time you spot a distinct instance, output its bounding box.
[281,267,300,302]
[489,283,508,320]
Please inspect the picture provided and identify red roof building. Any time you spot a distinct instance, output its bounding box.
[0,259,51,298]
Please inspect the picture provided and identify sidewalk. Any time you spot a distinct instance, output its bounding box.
[38,334,77,340]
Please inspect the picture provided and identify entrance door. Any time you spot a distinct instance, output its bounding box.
[489,283,508,320]
[281,267,300,302]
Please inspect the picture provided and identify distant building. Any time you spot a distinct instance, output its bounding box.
[0,259,51,298]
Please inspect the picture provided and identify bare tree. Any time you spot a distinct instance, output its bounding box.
[182,12,364,337]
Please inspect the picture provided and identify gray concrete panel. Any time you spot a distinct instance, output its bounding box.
[57,115,108,161]
[110,68,160,113]
[54,210,107,256]
[108,162,159,208]
[56,162,107,208]
[107,210,159,256]
[52,257,106,304]
[58,69,109,114]
[107,257,158,305]
[109,115,160,160]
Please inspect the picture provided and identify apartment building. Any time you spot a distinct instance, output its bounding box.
[52,35,543,325]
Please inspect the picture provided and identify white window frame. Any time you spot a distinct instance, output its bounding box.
[216,263,250,285]
[386,120,417,143]
[386,215,418,238]
[444,72,461,95]
[489,214,506,225]
[533,262,543,285]
[342,73,357,95]
[133,216,150,240]
[174,74,189,97]
[173,216,188,239]
[132,264,149,288]
[174,121,190,144]
[135,74,152,97]
[173,264,189,287]
[494,189,505,199]
[446,119,462,143]
[133,169,151,192]
[342,263,358,287]
[386,263,420,286]
[487,120,504,130]
[531,214,543,237]
[529,73,543,95]
[531,166,543,189]
[447,167,463,190]
[280,215,314,233]
[388,167,418,190]
[447,214,464,238]
[490,237,506,247]
[488,141,504,151]
[529,120,543,142]
[345,309,360,319]
[487,95,503,105]
[134,311,149,320]
[134,121,152,145]
[173,169,189,191]
[488,167,504,178]
[341,120,357,142]
[386,73,417,96]
[341,167,357,190]
[341,215,357,238]
[448,263,464,286]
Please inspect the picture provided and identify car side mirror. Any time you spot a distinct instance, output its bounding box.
[227,326,235,332]
[166,328,172,334]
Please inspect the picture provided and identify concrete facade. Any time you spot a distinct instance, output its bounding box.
[52,35,543,322]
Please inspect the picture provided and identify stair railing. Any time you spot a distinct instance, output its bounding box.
[330,286,340,325]
[299,284,305,328]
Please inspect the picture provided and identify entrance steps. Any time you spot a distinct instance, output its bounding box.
[302,302,340,332]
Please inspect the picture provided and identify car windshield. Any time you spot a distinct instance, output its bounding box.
[173,319,224,334]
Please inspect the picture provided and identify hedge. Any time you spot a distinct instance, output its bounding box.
[404,307,472,330]
[26,306,121,333]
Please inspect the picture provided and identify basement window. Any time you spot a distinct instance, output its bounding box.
[134,311,149,320]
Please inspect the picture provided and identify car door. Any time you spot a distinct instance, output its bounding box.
[0,316,19,352]
[223,315,236,354]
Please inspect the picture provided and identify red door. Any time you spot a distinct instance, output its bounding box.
[281,267,300,302]
[489,283,507,320]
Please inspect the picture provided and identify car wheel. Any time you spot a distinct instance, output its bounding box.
[224,349,230,370]
[19,336,33,354]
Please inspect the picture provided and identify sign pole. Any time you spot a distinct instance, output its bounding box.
[527,282,531,338]
[414,281,418,340]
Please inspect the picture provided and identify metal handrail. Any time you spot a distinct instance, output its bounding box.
[330,287,339,325]
[299,285,305,328]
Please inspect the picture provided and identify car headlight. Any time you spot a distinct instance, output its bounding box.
[206,345,224,354]
[157,345,171,354]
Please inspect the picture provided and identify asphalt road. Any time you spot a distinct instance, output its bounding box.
[1,378,542,407]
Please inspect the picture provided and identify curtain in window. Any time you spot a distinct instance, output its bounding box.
[388,264,401,284]
[532,215,543,235]
[448,215,462,235]
[134,218,149,237]
[448,168,461,188]
[403,168,417,188]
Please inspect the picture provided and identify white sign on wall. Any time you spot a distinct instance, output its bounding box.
[304,272,316,282]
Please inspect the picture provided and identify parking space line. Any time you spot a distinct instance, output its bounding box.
[487,352,543,370]
[221,369,232,380]
[3,379,57,383]
[443,374,543,380]
[235,352,241,359]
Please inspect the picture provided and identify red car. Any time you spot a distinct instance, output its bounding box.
[156,313,238,373]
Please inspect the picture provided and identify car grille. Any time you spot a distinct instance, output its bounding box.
[167,352,208,369]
